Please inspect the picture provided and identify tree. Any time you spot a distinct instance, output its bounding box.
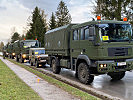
[49,12,57,30]
[56,1,72,27]
[127,1,133,25]
[20,34,25,40]
[93,0,131,21]
[11,32,20,43]
[0,42,4,52]
[26,6,47,47]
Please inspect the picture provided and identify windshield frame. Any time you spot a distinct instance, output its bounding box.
[97,23,132,42]
[34,50,45,55]
[23,41,39,48]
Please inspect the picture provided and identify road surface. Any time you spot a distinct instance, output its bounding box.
[25,62,133,100]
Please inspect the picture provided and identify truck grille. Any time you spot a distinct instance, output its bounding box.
[108,47,130,56]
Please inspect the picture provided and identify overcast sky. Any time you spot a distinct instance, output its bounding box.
[0,0,94,44]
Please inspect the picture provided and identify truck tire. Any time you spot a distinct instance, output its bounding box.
[42,63,46,67]
[35,61,39,68]
[78,63,94,84]
[10,55,11,59]
[30,61,33,66]
[12,56,14,59]
[51,59,61,74]
[108,71,125,80]
[20,58,24,63]
[16,56,19,62]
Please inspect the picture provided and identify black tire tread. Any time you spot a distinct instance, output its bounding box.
[78,63,94,84]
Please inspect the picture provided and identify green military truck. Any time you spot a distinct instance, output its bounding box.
[13,40,40,63]
[29,48,48,67]
[2,45,8,58]
[6,43,15,59]
[45,20,133,84]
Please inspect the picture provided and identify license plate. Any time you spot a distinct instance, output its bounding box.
[117,62,126,66]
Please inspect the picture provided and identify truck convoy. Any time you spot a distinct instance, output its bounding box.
[4,39,40,63]
[13,40,40,63]
[45,17,133,84]
[2,17,133,85]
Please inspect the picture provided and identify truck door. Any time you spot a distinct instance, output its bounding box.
[70,29,80,58]
[79,26,96,57]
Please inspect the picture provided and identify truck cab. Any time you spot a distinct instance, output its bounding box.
[15,40,40,63]
[71,20,133,83]
[29,48,48,67]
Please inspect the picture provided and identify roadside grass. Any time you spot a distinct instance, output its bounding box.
[8,58,101,100]
[0,59,42,100]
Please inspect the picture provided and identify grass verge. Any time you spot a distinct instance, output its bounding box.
[8,58,101,100]
[0,59,42,100]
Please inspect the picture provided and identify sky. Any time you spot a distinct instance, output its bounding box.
[0,0,94,44]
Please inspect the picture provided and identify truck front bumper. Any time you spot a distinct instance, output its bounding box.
[38,57,48,64]
[97,58,133,73]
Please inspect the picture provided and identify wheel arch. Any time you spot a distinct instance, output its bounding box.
[76,55,91,74]
[76,55,91,67]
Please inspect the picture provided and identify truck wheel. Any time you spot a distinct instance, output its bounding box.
[30,61,33,66]
[42,63,46,67]
[78,63,94,84]
[12,56,14,59]
[16,56,19,62]
[52,59,61,74]
[10,55,11,59]
[108,71,125,80]
[35,61,39,68]
[3,56,5,59]
[21,59,24,63]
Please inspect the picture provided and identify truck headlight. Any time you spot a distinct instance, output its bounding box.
[12,53,15,56]
[22,54,26,58]
[99,64,107,68]
[37,56,40,58]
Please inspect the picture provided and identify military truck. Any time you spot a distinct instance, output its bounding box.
[2,45,8,58]
[45,18,133,84]
[29,48,48,67]
[13,40,40,63]
[6,43,15,59]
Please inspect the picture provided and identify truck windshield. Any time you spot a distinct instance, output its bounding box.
[98,24,132,42]
[24,41,39,48]
[34,50,45,55]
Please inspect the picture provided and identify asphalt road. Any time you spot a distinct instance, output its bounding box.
[25,62,133,100]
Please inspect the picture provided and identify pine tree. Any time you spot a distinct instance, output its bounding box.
[127,1,133,25]
[26,6,47,47]
[49,12,57,30]
[56,1,72,27]
[11,32,20,43]
[20,34,25,40]
[93,0,131,21]
[0,42,4,52]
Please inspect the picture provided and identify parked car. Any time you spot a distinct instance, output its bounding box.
[29,48,48,67]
